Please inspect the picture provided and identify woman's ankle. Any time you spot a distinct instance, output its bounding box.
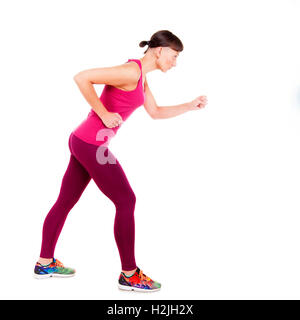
[122,267,137,275]
[38,257,53,265]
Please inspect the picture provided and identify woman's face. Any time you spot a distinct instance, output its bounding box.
[156,47,179,72]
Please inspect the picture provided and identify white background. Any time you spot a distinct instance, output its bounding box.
[0,0,300,299]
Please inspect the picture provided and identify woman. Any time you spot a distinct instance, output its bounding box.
[33,30,208,292]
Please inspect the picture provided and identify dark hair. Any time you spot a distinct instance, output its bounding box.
[139,30,184,54]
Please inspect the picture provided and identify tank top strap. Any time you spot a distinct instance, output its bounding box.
[126,59,142,72]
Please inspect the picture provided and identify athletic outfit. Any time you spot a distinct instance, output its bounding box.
[35,59,161,291]
[72,58,145,146]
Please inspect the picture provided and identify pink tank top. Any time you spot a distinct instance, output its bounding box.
[72,59,145,146]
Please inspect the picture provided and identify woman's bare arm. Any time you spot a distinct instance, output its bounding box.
[73,63,140,118]
[143,78,159,119]
[73,78,108,118]
[143,79,192,120]
[154,103,192,119]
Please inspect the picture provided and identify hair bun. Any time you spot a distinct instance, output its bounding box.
[139,40,149,48]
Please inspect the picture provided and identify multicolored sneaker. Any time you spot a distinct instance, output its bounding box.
[33,258,76,279]
[118,267,161,292]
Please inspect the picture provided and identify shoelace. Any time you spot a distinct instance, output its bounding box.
[53,259,64,268]
[139,269,152,283]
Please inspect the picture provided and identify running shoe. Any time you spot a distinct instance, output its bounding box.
[33,258,76,279]
[118,267,161,292]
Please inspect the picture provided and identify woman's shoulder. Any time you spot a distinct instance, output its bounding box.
[124,59,141,73]
[121,60,142,81]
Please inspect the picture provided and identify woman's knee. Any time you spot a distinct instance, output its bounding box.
[114,190,136,208]
[55,194,80,211]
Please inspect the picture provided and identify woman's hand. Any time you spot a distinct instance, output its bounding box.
[188,95,208,110]
[100,111,123,128]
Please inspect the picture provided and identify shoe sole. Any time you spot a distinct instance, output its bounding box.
[118,284,161,292]
[33,273,76,279]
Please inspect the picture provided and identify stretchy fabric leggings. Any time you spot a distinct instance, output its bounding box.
[39,132,137,271]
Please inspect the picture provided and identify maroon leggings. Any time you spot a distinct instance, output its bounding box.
[39,132,137,271]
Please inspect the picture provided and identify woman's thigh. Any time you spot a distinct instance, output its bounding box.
[70,134,135,203]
